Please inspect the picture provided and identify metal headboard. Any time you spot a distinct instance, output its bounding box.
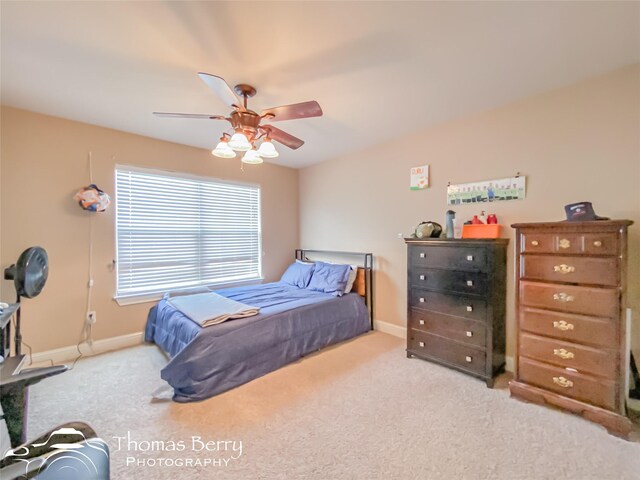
[295,249,374,329]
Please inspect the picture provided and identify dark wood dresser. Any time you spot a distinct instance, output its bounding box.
[509,220,634,437]
[405,238,508,387]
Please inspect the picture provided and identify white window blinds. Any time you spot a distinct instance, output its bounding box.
[115,166,261,299]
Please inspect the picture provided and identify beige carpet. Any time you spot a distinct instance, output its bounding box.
[27,332,640,479]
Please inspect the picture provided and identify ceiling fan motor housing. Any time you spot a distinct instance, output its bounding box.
[230,111,261,139]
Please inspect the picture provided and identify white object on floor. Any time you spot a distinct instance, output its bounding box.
[151,384,174,402]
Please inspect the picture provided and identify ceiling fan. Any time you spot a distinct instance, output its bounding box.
[153,73,323,164]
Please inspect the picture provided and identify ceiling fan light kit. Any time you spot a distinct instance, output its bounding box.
[257,139,279,158]
[227,132,252,152]
[154,72,323,165]
[211,138,236,158]
[241,149,263,165]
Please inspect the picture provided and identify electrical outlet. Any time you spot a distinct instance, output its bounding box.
[86,311,97,325]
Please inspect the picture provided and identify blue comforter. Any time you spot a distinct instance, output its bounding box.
[145,282,370,402]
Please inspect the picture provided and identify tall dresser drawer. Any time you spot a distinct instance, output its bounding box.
[519,307,617,348]
[521,232,618,255]
[410,289,487,321]
[582,233,618,255]
[518,357,616,410]
[519,332,616,379]
[410,268,488,295]
[521,255,618,287]
[519,281,618,317]
[409,309,486,349]
[409,245,486,272]
[521,233,582,254]
[408,330,486,375]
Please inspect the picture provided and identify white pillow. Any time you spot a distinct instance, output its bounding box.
[343,265,358,294]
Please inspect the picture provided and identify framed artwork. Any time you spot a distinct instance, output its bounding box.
[447,175,526,205]
[410,165,430,190]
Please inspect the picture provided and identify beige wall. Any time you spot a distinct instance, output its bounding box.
[299,64,640,357]
[0,107,299,352]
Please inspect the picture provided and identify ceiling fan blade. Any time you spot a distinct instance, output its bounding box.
[153,112,227,120]
[197,72,243,110]
[262,125,304,150]
[261,101,323,122]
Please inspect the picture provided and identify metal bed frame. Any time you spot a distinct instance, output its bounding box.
[295,249,374,329]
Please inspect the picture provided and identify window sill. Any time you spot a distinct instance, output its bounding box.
[113,278,264,306]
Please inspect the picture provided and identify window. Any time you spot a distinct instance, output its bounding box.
[115,166,261,301]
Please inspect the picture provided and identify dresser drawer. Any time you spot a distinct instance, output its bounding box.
[521,233,581,254]
[519,307,617,348]
[518,357,616,410]
[582,233,618,255]
[409,245,486,272]
[410,268,488,296]
[408,330,486,375]
[519,281,618,318]
[409,309,486,349]
[410,289,487,321]
[521,255,618,287]
[521,232,618,255]
[519,332,616,379]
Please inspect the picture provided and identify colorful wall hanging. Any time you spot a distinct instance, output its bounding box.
[447,175,526,205]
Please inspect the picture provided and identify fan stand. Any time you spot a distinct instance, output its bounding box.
[13,294,22,356]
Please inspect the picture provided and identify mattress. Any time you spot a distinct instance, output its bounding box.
[144,281,370,402]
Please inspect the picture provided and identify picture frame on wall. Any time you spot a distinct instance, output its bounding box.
[410,165,429,190]
[447,175,526,205]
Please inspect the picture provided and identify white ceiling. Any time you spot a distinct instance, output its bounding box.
[2,2,639,168]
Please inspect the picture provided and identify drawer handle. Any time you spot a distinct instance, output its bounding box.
[559,238,571,249]
[593,240,602,247]
[465,356,472,363]
[466,305,473,312]
[552,376,573,388]
[553,320,574,331]
[553,348,575,360]
[466,280,474,286]
[531,240,539,246]
[419,274,425,280]
[553,264,575,274]
[553,293,574,302]
[466,331,473,337]
[466,255,474,261]
[419,252,426,258]
[419,320,425,325]
[419,341,425,348]
[419,297,425,303]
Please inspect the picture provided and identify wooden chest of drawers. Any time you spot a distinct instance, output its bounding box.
[509,220,633,437]
[405,238,508,387]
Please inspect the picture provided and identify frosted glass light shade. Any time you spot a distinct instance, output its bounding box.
[211,141,236,158]
[228,132,252,151]
[257,140,279,158]
[241,149,263,164]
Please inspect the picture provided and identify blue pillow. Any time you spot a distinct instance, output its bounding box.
[280,261,315,288]
[306,261,351,296]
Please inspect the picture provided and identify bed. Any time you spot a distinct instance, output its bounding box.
[144,250,373,402]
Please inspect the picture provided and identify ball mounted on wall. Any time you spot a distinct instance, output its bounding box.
[73,184,111,212]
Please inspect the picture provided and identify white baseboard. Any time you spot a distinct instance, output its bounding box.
[374,319,406,339]
[505,356,514,373]
[374,320,515,373]
[29,332,144,366]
